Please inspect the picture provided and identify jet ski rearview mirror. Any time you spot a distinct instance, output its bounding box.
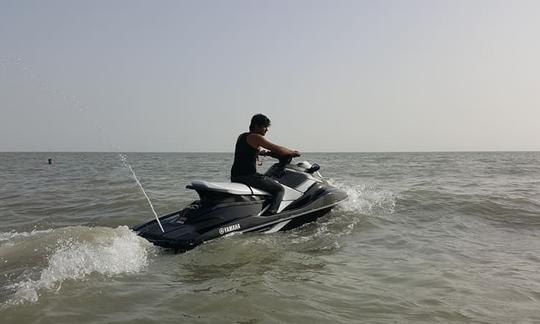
[306,163,320,174]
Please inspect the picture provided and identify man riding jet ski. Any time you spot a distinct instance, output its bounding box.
[230,113,300,216]
[133,114,347,251]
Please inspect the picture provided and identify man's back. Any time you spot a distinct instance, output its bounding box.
[231,132,258,178]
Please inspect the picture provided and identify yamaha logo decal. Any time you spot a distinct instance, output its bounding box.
[218,224,241,235]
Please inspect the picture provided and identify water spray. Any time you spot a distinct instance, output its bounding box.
[120,154,165,233]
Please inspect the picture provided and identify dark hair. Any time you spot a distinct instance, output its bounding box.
[249,114,271,131]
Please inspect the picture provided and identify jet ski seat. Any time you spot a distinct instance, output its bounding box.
[187,180,271,196]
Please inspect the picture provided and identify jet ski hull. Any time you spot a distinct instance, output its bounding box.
[133,185,347,252]
[133,160,347,252]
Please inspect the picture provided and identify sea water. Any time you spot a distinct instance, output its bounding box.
[1,152,539,323]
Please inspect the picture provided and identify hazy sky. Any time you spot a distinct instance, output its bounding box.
[1,0,539,152]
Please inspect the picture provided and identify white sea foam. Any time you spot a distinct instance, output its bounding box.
[0,229,54,243]
[280,181,398,249]
[5,226,152,305]
[329,179,396,215]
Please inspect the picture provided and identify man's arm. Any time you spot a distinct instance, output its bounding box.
[247,134,299,157]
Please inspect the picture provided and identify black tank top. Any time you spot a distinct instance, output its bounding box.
[231,132,258,177]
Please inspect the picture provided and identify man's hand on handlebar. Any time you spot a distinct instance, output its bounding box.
[258,149,271,156]
[290,150,301,158]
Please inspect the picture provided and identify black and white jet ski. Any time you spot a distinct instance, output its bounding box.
[133,156,347,252]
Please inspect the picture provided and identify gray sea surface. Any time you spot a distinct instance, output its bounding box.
[1,152,539,323]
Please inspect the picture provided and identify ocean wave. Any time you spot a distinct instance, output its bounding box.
[397,188,540,227]
[2,226,153,306]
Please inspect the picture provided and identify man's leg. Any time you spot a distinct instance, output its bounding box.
[232,174,284,214]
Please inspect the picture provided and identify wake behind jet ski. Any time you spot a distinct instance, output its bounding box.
[133,155,347,252]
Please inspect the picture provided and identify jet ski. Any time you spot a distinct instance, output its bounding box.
[133,156,347,252]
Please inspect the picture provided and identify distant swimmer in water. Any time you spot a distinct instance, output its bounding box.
[48,158,52,165]
[230,114,300,215]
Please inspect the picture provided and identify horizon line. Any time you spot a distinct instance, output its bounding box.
[1,150,539,154]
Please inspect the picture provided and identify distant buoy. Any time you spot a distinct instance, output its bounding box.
[48,158,52,165]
